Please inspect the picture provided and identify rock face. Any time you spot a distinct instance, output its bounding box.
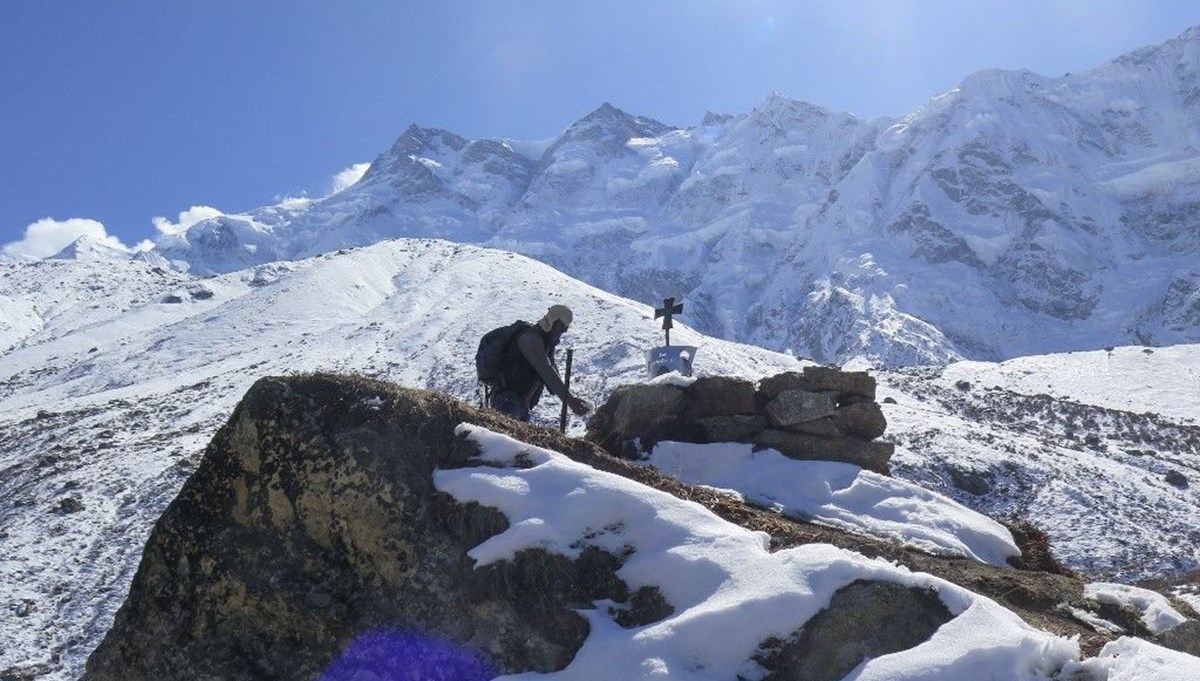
[755,581,953,681]
[82,374,657,680]
[586,367,894,474]
[1156,620,1200,657]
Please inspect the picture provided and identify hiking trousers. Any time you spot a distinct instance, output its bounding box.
[488,389,531,422]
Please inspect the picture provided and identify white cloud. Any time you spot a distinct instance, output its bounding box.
[2,217,128,258]
[330,162,371,194]
[276,195,314,209]
[152,205,224,236]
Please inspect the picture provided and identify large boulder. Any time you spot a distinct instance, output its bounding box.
[694,414,769,442]
[614,383,685,433]
[585,383,685,454]
[833,401,888,440]
[783,415,842,437]
[757,372,808,401]
[83,375,659,681]
[1156,620,1200,657]
[755,580,953,681]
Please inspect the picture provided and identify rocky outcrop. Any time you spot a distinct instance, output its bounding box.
[83,374,655,680]
[81,373,1190,679]
[754,581,953,681]
[1157,620,1200,657]
[78,372,919,681]
[586,366,895,474]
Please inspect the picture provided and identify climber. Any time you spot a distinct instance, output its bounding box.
[475,304,590,422]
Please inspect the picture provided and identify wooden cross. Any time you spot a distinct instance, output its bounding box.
[654,297,684,346]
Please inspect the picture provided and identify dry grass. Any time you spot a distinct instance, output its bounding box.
[1004,517,1077,577]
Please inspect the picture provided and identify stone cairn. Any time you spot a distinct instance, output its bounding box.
[585,366,894,475]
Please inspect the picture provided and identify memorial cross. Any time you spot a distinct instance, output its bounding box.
[654,297,684,346]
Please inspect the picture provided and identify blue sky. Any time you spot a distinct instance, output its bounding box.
[3,0,1199,256]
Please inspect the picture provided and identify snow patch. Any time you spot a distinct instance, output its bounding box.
[436,424,1078,681]
[646,441,1019,567]
[1062,636,1200,679]
[1084,582,1188,634]
[546,158,590,176]
[1100,156,1200,197]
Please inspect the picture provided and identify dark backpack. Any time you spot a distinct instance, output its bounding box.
[475,321,531,386]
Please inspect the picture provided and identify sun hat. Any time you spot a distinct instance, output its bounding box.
[538,304,573,332]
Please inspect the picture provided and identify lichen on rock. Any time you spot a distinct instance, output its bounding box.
[83,374,656,680]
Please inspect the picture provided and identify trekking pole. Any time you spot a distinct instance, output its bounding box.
[559,348,574,434]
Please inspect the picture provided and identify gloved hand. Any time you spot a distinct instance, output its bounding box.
[567,395,590,416]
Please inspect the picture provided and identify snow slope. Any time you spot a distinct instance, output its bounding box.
[939,346,1200,423]
[879,346,1200,581]
[645,442,1019,567]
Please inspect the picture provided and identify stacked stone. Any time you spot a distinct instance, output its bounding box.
[585,366,894,475]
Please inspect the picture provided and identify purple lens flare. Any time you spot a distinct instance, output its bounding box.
[320,630,496,681]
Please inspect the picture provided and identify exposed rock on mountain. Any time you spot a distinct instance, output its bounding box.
[753,581,951,681]
[586,368,894,474]
[85,375,610,680]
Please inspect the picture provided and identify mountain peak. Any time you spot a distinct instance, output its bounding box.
[392,124,468,153]
[48,234,131,262]
[743,92,850,130]
[588,101,625,118]
[545,103,672,159]
[751,91,840,119]
[1101,24,1200,72]
[569,101,669,134]
[701,110,735,126]
[956,67,1038,97]
[360,124,469,184]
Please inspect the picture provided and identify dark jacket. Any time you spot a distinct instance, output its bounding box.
[498,324,561,408]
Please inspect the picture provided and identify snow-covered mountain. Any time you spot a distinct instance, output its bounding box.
[151,26,1200,365]
[2,242,1198,679]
